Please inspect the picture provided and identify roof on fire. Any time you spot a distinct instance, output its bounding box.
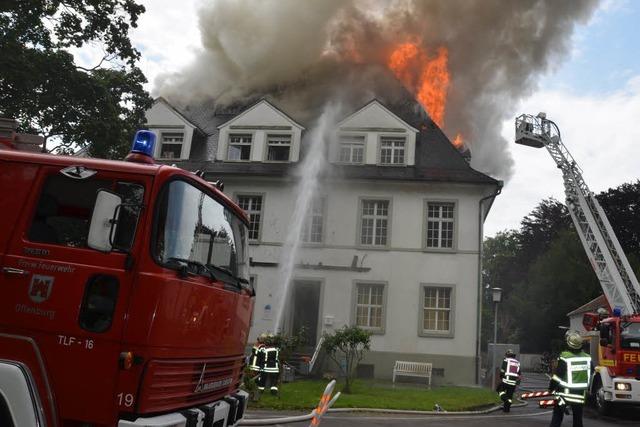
[159,95,499,186]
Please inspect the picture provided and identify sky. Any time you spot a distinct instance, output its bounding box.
[83,0,640,238]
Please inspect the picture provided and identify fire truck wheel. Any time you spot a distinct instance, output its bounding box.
[593,377,612,416]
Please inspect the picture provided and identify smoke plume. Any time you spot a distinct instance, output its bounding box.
[156,0,599,180]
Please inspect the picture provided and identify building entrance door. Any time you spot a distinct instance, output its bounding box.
[290,280,321,348]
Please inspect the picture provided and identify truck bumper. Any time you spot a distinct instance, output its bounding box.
[606,378,640,403]
[118,390,248,427]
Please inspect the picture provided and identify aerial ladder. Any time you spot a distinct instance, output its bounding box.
[515,113,640,414]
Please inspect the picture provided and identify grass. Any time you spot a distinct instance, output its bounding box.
[250,379,500,412]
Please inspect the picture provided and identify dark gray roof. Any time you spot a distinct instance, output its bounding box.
[159,94,498,186]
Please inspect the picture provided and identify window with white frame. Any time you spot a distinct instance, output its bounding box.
[426,202,455,249]
[237,195,263,241]
[422,286,452,333]
[379,136,405,165]
[227,134,252,161]
[360,199,389,246]
[338,135,365,164]
[301,197,325,243]
[267,134,291,161]
[355,283,385,331]
[160,132,184,159]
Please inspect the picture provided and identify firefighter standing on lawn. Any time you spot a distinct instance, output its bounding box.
[248,333,281,395]
[497,349,521,412]
[548,331,592,427]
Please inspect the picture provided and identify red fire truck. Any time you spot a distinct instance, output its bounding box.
[516,113,640,415]
[0,121,254,426]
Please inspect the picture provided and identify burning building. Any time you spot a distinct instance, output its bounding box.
[145,90,500,385]
[145,0,598,384]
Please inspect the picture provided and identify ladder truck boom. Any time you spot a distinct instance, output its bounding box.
[515,113,640,315]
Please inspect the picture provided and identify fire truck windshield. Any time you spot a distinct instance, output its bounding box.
[621,321,640,350]
[154,180,248,283]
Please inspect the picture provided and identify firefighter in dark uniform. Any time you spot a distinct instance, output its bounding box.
[548,331,592,427]
[248,334,281,394]
[248,337,266,391]
[496,349,521,412]
[262,341,280,394]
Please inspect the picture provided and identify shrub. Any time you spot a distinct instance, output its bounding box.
[321,326,371,393]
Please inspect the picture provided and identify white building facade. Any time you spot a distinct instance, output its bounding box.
[146,97,501,385]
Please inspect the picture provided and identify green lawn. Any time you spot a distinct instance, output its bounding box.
[250,380,500,412]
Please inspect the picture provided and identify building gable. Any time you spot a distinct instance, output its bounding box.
[216,99,305,163]
[338,100,419,132]
[146,98,199,160]
[334,99,419,166]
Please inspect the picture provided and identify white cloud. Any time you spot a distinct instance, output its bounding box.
[484,75,640,236]
[131,0,202,94]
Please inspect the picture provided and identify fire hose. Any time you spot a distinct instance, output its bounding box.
[239,380,340,426]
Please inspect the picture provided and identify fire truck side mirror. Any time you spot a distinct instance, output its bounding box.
[88,190,123,252]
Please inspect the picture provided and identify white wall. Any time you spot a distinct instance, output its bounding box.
[225,178,489,359]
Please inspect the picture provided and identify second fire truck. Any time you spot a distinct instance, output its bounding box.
[515,113,640,415]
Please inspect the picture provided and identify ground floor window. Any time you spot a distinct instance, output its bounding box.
[420,285,454,337]
[354,282,386,333]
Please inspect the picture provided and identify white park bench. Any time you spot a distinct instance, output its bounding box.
[392,361,432,387]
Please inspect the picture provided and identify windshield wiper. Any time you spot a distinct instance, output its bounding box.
[206,264,252,294]
[166,257,216,281]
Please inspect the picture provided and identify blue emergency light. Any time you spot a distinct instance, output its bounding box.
[613,307,622,317]
[131,130,156,157]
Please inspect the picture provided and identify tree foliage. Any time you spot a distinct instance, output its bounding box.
[484,183,640,352]
[0,1,152,157]
[321,326,371,394]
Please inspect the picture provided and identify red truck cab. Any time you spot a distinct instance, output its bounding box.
[0,129,254,426]
[583,311,640,414]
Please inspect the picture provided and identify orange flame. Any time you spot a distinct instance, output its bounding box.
[387,42,463,149]
[453,133,464,149]
[387,42,450,128]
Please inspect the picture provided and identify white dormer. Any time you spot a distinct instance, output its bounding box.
[145,98,200,160]
[216,99,305,163]
[333,100,419,166]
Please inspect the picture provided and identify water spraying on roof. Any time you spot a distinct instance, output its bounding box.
[273,103,342,333]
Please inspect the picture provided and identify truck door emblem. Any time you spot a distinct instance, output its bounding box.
[29,275,54,303]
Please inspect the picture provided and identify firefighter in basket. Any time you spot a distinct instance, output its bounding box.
[496,349,521,412]
[248,333,281,395]
[548,330,592,427]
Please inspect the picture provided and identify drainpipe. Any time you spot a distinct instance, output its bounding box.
[475,182,503,385]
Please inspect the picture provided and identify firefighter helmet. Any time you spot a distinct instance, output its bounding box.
[505,349,516,358]
[565,330,583,350]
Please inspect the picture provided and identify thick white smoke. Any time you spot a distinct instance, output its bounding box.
[156,0,599,180]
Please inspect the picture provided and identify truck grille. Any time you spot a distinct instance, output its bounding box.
[138,354,244,413]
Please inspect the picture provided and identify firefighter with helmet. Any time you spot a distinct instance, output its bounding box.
[496,349,521,412]
[548,330,592,427]
[248,333,281,394]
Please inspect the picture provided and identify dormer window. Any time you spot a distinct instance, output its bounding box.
[380,136,405,165]
[160,132,184,159]
[338,135,365,164]
[228,134,252,161]
[266,134,291,162]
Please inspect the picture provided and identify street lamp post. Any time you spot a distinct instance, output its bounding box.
[491,287,502,390]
